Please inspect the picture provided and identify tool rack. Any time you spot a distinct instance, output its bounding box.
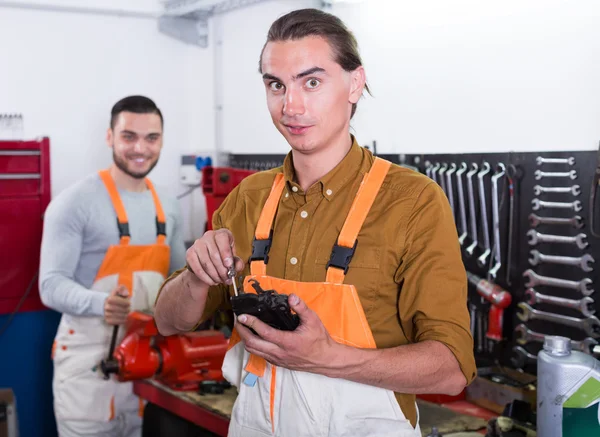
[226,147,600,375]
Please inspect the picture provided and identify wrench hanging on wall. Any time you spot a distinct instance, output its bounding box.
[505,164,518,286]
[466,163,479,256]
[523,269,593,296]
[511,346,538,369]
[489,163,506,279]
[431,162,440,185]
[529,213,584,229]
[536,156,576,166]
[425,162,432,180]
[529,250,595,272]
[514,324,598,354]
[456,162,469,245]
[525,288,596,317]
[439,163,448,194]
[517,302,600,338]
[445,163,457,217]
[477,162,492,268]
[590,141,600,237]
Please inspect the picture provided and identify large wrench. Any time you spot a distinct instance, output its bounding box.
[523,269,593,295]
[477,162,492,267]
[511,346,537,369]
[514,324,598,354]
[533,185,581,196]
[445,163,456,217]
[534,169,577,180]
[431,162,440,184]
[531,198,583,212]
[528,213,584,229]
[526,230,588,249]
[425,162,432,180]
[517,302,600,337]
[488,163,505,278]
[456,163,468,245]
[465,163,479,256]
[529,250,595,272]
[536,156,576,166]
[438,163,448,194]
[525,288,596,317]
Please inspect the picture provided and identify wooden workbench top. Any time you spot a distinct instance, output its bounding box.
[145,379,237,418]
[137,379,489,436]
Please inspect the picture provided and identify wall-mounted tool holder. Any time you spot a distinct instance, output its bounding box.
[226,147,600,375]
[400,149,600,375]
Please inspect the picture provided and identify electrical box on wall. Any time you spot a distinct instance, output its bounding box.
[180,155,202,186]
[180,151,231,186]
[179,154,213,186]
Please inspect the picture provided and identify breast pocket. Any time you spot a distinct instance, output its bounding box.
[315,243,382,317]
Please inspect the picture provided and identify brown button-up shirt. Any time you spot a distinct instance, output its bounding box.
[160,137,476,427]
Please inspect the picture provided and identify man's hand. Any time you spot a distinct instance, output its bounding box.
[186,229,245,287]
[235,294,341,374]
[104,285,130,325]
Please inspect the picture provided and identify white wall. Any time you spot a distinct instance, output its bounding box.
[4,0,600,240]
[0,1,214,241]
[218,0,323,154]
[218,0,600,155]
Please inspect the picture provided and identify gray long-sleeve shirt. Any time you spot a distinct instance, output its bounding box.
[39,172,187,317]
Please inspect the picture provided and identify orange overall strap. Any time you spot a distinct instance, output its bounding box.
[326,157,391,284]
[250,173,286,276]
[98,169,130,245]
[144,178,167,245]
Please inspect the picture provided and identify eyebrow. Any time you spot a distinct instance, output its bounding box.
[120,130,161,137]
[262,66,327,83]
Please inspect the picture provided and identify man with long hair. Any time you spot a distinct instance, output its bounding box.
[155,9,475,436]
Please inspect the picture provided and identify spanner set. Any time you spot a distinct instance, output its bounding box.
[426,160,509,279]
[421,150,600,373]
[513,154,598,368]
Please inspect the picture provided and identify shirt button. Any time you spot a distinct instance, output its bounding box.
[292,186,299,192]
[285,193,289,198]
[300,211,308,218]
[290,257,298,265]
[326,189,333,196]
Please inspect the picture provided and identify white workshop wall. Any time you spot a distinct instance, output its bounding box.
[218,0,324,155]
[218,0,600,155]
[0,1,214,241]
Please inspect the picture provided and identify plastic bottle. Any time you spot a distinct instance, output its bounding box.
[537,335,600,436]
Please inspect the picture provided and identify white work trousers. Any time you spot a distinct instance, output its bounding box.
[56,411,141,437]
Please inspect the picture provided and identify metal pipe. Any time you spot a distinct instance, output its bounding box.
[0,1,158,19]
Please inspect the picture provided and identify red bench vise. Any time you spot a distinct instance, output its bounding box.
[100,311,229,392]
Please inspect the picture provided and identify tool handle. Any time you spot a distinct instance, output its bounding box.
[100,325,120,380]
[486,306,504,341]
[107,325,119,360]
[466,272,512,308]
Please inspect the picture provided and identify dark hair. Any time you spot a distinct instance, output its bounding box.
[110,95,163,129]
[259,8,370,118]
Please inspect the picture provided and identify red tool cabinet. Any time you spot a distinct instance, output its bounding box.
[201,166,255,230]
[0,137,51,314]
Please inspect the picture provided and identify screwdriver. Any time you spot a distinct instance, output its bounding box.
[228,265,238,296]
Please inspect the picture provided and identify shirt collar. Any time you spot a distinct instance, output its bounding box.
[282,135,368,202]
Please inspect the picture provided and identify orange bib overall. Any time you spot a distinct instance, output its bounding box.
[51,170,171,428]
[222,158,421,437]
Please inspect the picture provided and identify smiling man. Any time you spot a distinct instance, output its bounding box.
[155,8,476,437]
[39,95,186,437]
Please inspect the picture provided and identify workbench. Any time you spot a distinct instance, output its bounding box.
[134,379,494,436]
